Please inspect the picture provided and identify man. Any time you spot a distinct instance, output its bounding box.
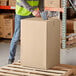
[8,0,40,64]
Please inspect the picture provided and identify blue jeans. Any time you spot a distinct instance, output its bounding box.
[9,14,34,60]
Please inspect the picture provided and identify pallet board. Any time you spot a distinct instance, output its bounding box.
[57,64,76,76]
[0,62,74,76]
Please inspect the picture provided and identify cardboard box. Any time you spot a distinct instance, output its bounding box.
[9,0,16,6]
[44,0,61,8]
[3,19,14,38]
[0,14,4,37]
[0,16,2,27]
[0,27,13,38]
[67,20,76,33]
[0,0,8,6]
[21,17,60,69]
[67,20,74,33]
[0,14,14,38]
[74,21,76,33]
[0,27,3,37]
[0,14,5,27]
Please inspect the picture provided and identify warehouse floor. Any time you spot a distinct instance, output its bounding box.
[0,39,20,66]
[0,39,76,66]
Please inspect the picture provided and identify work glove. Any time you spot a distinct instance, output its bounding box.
[32,10,40,17]
[40,11,48,20]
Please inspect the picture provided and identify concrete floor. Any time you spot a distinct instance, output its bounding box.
[0,40,20,66]
[60,47,76,65]
[0,39,76,66]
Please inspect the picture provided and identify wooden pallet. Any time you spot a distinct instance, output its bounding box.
[57,64,76,76]
[0,62,73,76]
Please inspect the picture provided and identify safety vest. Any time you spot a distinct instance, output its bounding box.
[16,0,39,16]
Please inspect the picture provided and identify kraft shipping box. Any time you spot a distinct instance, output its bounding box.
[21,17,60,69]
[67,20,76,33]
[0,0,8,6]
[0,14,14,38]
[9,0,16,6]
[44,0,61,8]
[3,18,14,38]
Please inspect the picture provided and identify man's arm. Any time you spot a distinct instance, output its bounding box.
[20,0,40,17]
[20,0,37,12]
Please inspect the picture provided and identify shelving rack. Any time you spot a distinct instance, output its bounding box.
[0,4,65,48]
[62,0,67,48]
[62,0,76,48]
[0,6,15,10]
[0,0,72,48]
[0,5,15,39]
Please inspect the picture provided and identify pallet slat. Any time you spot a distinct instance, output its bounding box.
[1,66,62,76]
[0,62,73,76]
[8,64,67,74]
[0,72,18,76]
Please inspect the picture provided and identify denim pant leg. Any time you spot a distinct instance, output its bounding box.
[9,14,34,60]
[9,15,21,60]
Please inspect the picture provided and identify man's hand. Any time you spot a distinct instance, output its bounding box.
[32,10,40,17]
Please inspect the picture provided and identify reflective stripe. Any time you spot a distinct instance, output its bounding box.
[19,0,39,1]
[27,0,39,1]
[16,2,23,7]
[16,0,39,16]
[16,2,38,8]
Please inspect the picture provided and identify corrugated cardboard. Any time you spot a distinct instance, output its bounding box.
[44,0,61,8]
[0,0,8,6]
[21,17,60,69]
[3,19,14,38]
[67,20,74,33]
[0,27,3,37]
[0,14,4,38]
[0,14,14,38]
[9,0,16,6]
[67,20,76,33]
[74,21,76,33]
[0,14,4,27]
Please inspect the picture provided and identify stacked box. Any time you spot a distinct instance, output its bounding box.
[21,17,60,69]
[67,20,74,33]
[0,15,4,37]
[43,0,61,8]
[3,18,14,38]
[66,19,76,45]
[0,14,14,39]
[73,19,76,33]
[9,0,16,6]
[0,0,8,6]
[0,28,3,38]
[67,20,76,33]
